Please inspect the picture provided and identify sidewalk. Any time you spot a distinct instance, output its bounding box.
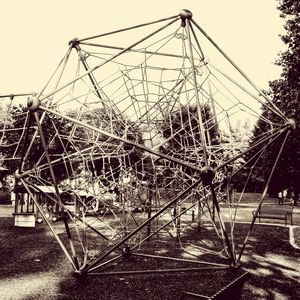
[0,204,14,217]
[1,202,299,248]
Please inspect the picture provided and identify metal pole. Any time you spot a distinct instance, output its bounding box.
[39,17,180,103]
[79,42,191,60]
[32,111,80,269]
[237,129,292,262]
[21,47,73,170]
[146,187,152,241]
[88,266,228,276]
[20,178,78,270]
[39,104,203,173]
[132,252,229,267]
[84,178,201,273]
[216,125,290,172]
[73,44,103,100]
[186,19,209,165]
[0,93,36,99]
[210,185,236,266]
[78,14,179,42]
[190,18,288,122]
[16,112,33,173]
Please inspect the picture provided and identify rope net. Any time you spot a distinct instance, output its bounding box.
[0,11,291,276]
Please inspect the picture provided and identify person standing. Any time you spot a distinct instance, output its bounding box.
[278,190,283,205]
[283,189,288,204]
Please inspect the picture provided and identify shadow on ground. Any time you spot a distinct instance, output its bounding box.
[0,207,299,299]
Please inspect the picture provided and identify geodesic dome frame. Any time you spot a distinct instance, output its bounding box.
[1,9,294,278]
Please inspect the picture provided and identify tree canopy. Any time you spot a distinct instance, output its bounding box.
[0,104,145,187]
[160,104,220,165]
[249,0,300,199]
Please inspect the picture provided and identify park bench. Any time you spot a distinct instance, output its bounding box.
[252,205,293,226]
[180,271,250,299]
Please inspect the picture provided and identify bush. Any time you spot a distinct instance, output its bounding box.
[0,187,11,204]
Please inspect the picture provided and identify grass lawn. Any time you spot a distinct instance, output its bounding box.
[0,197,299,299]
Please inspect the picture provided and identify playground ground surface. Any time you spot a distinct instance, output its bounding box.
[0,193,299,299]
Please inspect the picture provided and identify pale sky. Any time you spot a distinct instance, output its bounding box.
[0,0,285,97]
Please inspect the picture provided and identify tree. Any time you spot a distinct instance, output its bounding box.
[1,105,76,182]
[160,104,220,162]
[249,0,300,202]
[158,103,220,187]
[79,107,145,184]
[1,105,145,187]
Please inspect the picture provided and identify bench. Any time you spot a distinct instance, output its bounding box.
[12,212,36,227]
[180,271,250,300]
[252,205,293,226]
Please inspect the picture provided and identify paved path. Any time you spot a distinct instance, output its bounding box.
[0,204,14,217]
[2,202,299,248]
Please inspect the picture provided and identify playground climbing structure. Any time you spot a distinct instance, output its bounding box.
[0,9,294,277]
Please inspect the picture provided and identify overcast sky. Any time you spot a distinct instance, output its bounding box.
[0,0,286,98]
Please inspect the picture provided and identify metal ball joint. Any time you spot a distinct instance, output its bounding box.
[200,166,215,186]
[27,96,40,112]
[14,170,23,180]
[179,9,193,27]
[286,118,296,130]
[179,9,193,19]
[73,270,87,281]
[122,246,131,259]
[68,38,79,48]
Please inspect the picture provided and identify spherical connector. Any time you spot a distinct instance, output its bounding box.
[200,166,215,186]
[14,170,23,180]
[122,245,131,259]
[286,118,296,130]
[68,38,79,48]
[27,96,40,112]
[179,9,193,27]
[73,270,87,281]
[229,261,241,270]
[179,9,193,19]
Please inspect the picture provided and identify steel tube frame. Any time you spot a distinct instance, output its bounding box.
[23,179,112,242]
[20,178,78,270]
[84,178,202,274]
[33,111,80,269]
[78,15,179,42]
[237,129,292,262]
[39,104,203,173]
[210,185,236,265]
[20,47,73,173]
[22,107,288,274]
[13,11,292,281]
[0,93,36,99]
[207,63,288,122]
[39,17,180,103]
[79,42,192,60]
[190,18,287,122]
[88,266,229,276]
[132,252,228,268]
[186,19,209,165]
